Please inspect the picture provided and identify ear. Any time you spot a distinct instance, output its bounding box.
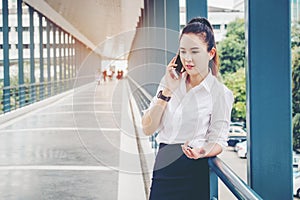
[209,47,216,60]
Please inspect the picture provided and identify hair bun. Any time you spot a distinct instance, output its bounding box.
[188,17,213,31]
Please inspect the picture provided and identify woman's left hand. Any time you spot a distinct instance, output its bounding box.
[181,142,206,159]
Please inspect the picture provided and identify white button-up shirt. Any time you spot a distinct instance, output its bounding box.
[146,71,234,149]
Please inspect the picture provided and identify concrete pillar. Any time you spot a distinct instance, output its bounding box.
[246,0,292,199]
[186,0,207,22]
[166,0,180,62]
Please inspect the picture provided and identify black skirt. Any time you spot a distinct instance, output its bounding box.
[149,143,210,200]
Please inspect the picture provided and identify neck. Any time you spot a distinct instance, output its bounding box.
[187,71,209,87]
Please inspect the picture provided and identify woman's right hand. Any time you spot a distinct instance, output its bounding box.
[164,56,182,93]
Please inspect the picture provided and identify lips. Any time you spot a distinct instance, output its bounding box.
[185,65,194,70]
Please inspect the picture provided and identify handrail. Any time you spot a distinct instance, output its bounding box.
[126,75,159,152]
[208,157,263,200]
[1,77,77,90]
[126,75,153,100]
[0,77,78,114]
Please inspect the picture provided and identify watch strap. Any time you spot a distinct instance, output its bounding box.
[157,90,171,102]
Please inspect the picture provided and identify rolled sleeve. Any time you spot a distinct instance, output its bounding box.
[206,88,234,149]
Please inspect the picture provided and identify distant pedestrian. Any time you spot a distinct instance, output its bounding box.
[102,70,107,82]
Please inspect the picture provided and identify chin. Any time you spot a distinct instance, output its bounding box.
[186,69,197,75]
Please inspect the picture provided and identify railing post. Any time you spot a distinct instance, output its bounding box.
[208,157,263,200]
[29,6,36,103]
[210,169,218,199]
[2,0,10,113]
[68,34,71,88]
[53,25,57,94]
[59,28,63,93]
[63,33,67,90]
[39,13,44,100]
[17,0,25,107]
[46,19,51,97]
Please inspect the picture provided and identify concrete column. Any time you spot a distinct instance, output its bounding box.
[186,0,207,22]
[165,0,180,62]
[246,0,292,199]
[154,0,165,66]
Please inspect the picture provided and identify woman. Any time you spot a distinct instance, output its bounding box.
[142,17,234,200]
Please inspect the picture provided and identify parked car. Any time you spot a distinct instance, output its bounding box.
[293,151,300,167]
[228,126,247,136]
[230,122,245,128]
[227,126,247,147]
[234,140,244,152]
[228,136,246,147]
[235,140,247,158]
[294,168,300,198]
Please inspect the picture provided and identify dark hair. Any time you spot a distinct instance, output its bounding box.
[180,17,219,76]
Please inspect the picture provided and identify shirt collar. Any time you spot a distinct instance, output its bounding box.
[201,69,214,92]
[180,69,215,93]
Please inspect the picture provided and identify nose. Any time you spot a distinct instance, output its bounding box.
[184,53,192,62]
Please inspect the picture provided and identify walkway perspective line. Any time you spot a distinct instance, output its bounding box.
[117,80,147,200]
[0,165,114,171]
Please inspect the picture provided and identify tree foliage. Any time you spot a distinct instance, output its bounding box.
[218,18,245,74]
[292,22,300,149]
[223,67,246,122]
[293,114,300,149]
[292,23,300,49]
[293,47,300,116]
[219,18,246,122]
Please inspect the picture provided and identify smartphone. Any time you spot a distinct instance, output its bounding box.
[172,54,183,79]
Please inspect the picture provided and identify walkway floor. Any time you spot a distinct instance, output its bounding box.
[0,80,146,200]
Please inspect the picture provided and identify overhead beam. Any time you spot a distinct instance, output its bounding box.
[23,0,96,53]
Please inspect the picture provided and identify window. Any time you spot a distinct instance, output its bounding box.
[212,24,221,30]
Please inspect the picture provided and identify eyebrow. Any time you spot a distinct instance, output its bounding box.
[180,47,200,50]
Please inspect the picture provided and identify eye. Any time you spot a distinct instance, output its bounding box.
[180,50,186,54]
[192,51,199,54]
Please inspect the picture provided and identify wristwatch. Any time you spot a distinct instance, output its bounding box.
[157,90,171,102]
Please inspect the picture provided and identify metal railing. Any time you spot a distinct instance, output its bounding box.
[127,75,263,200]
[0,78,76,114]
[127,76,159,153]
[208,157,263,200]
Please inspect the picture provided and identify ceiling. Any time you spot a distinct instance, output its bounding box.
[24,0,143,60]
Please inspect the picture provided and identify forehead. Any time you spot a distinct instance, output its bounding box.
[180,33,206,48]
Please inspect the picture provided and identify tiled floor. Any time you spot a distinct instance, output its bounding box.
[0,80,124,199]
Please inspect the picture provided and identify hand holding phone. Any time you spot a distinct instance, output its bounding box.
[165,55,182,92]
[171,54,183,79]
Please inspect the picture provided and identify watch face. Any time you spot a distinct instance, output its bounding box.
[157,90,163,98]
